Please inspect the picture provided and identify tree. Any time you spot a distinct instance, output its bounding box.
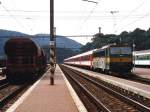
[80,27,150,52]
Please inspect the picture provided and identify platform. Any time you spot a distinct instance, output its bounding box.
[6,65,87,112]
[133,67,150,79]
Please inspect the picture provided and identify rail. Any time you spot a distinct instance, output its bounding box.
[60,65,150,112]
[0,84,28,108]
[61,65,111,112]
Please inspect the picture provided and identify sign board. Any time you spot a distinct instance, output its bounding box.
[50,41,55,46]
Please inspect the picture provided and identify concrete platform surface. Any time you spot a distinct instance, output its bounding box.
[133,67,150,79]
[6,65,80,112]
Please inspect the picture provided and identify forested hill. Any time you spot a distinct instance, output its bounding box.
[81,28,150,52]
[0,29,82,64]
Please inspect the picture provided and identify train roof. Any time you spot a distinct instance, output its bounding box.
[64,49,97,61]
[64,44,132,61]
[134,49,150,55]
[93,44,131,53]
[4,37,40,55]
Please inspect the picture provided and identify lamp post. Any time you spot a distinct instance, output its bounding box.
[50,0,55,85]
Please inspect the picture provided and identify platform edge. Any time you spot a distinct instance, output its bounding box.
[58,65,88,112]
[5,70,49,112]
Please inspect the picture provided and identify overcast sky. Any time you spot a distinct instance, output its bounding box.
[0,0,150,44]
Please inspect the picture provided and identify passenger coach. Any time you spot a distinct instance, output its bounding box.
[134,49,150,67]
[64,49,97,68]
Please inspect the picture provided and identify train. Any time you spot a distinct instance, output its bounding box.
[134,49,150,67]
[64,44,133,74]
[4,37,47,83]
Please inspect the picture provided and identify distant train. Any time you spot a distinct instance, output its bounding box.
[134,49,150,67]
[64,44,133,74]
[4,37,47,83]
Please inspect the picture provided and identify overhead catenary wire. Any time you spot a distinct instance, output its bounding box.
[118,11,150,32]
[115,0,148,33]
[0,9,49,13]
[82,0,98,4]
[62,35,94,37]
[0,13,148,20]
[56,13,150,20]
[78,0,100,32]
[117,0,147,24]
[0,1,32,33]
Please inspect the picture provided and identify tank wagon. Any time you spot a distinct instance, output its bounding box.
[64,44,133,74]
[4,37,47,83]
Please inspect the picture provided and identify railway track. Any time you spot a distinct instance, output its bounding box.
[0,70,47,111]
[89,67,150,85]
[0,82,9,91]
[120,73,150,85]
[60,65,150,112]
[68,65,150,85]
[0,79,8,85]
[0,84,28,110]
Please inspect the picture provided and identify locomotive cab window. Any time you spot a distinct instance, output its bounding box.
[110,47,132,54]
[93,50,105,57]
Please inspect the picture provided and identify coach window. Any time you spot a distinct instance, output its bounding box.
[85,56,87,60]
[143,55,147,60]
[146,55,149,60]
[78,57,80,61]
[83,56,86,61]
[83,56,85,61]
[76,58,78,61]
[135,56,138,60]
[148,55,150,59]
[85,55,88,60]
[147,55,150,59]
[87,55,89,60]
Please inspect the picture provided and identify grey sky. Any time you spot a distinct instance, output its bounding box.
[0,0,150,44]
